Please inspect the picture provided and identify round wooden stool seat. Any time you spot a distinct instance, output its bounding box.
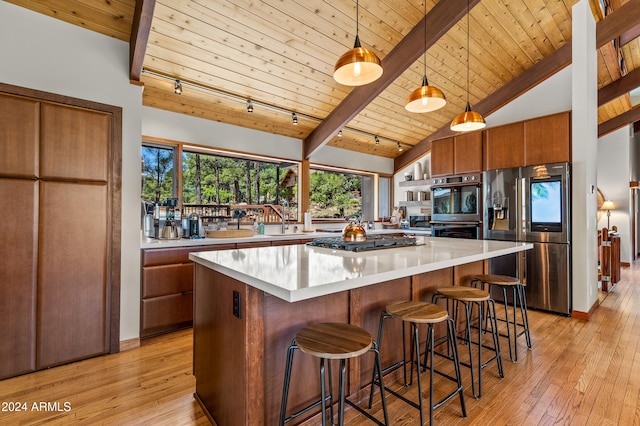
[295,322,372,360]
[386,300,448,324]
[436,286,490,302]
[474,274,521,286]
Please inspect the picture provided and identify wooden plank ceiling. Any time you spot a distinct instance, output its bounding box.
[8,0,640,163]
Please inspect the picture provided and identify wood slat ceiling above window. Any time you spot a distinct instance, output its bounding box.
[7,0,640,160]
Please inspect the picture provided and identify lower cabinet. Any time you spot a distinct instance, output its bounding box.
[140,239,312,338]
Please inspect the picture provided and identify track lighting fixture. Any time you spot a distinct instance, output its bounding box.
[246,100,253,113]
[397,142,403,152]
[338,129,343,137]
[292,112,298,125]
[450,0,486,132]
[174,80,182,95]
[374,136,380,145]
[333,0,383,86]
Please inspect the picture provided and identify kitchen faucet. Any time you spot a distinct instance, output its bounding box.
[281,200,289,234]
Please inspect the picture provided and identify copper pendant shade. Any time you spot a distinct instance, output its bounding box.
[450,102,486,131]
[333,1,383,86]
[405,75,446,113]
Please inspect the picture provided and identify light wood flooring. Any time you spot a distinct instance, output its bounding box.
[1,265,639,425]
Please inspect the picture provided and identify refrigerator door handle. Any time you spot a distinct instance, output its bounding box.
[516,176,524,241]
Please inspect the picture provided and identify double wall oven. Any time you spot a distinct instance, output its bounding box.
[430,173,482,239]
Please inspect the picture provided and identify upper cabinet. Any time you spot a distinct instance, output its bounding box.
[431,132,483,177]
[484,122,524,170]
[524,112,570,165]
[454,132,483,174]
[430,137,454,176]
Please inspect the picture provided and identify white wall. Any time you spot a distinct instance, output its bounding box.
[486,66,573,126]
[597,126,633,263]
[0,2,143,341]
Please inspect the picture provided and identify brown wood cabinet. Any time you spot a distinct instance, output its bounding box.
[484,122,525,170]
[0,85,121,379]
[431,132,483,176]
[524,112,571,165]
[0,179,38,379]
[430,138,454,176]
[483,112,570,170]
[454,132,483,174]
[140,238,317,338]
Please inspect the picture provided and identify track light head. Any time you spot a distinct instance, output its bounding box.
[338,130,343,137]
[292,112,298,125]
[246,100,253,113]
[374,136,380,145]
[397,142,403,152]
[174,80,182,95]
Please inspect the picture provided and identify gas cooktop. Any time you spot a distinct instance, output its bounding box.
[307,235,419,252]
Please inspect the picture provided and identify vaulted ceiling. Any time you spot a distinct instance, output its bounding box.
[9,0,640,170]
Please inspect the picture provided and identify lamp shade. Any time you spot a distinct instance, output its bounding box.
[334,35,383,86]
[450,102,486,132]
[405,76,446,113]
[601,200,616,211]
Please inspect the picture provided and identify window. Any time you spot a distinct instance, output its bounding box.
[182,149,298,224]
[309,168,374,221]
[141,144,176,203]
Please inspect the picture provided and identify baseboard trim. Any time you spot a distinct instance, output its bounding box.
[119,337,141,351]
[572,298,600,320]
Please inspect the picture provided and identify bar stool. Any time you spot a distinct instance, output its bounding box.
[279,322,389,426]
[432,286,504,399]
[368,301,466,426]
[472,274,532,362]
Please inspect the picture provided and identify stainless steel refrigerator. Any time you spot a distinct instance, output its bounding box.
[483,162,571,315]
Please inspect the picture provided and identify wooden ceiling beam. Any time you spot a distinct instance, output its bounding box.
[394,42,573,171]
[619,22,640,46]
[303,0,481,159]
[599,66,640,106]
[598,105,640,136]
[596,0,640,48]
[129,0,156,82]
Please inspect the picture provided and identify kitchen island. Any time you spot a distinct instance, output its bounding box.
[189,237,532,425]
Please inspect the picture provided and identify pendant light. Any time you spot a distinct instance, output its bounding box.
[405,1,446,113]
[450,0,485,132]
[334,0,383,86]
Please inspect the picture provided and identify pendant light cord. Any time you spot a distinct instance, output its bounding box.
[466,0,470,105]
[423,1,427,78]
[356,0,359,37]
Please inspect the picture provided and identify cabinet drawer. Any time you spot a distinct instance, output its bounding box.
[142,263,194,298]
[141,293,193,333]
[141,244,237,266]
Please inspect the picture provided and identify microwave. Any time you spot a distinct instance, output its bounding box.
[409,215,431,230]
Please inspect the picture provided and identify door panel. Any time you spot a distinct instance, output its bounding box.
[40,103,110,182]
[0,94,39,178]
[0,179,38,379]
[37,181,108,368]
[525,242,571,315]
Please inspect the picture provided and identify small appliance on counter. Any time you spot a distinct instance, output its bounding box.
[342,215,366,242]
[187,212,204,239]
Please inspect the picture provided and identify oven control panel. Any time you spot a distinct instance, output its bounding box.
[431,173,481,186]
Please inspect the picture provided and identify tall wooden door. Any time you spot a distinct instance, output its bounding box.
[37,181,108,368]
[0,179,38,379]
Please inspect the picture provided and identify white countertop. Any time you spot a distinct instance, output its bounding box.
[189,236,533,302]
[140,228,430,249]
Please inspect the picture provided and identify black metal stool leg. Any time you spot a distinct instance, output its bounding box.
[502,286,515,362]
[320,358,328,426]
[488,299,504,378]
[447,318,467,417]
[518,285,532,349]
[279,341,297,426]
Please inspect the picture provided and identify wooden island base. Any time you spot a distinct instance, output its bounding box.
[193,261,483,426]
